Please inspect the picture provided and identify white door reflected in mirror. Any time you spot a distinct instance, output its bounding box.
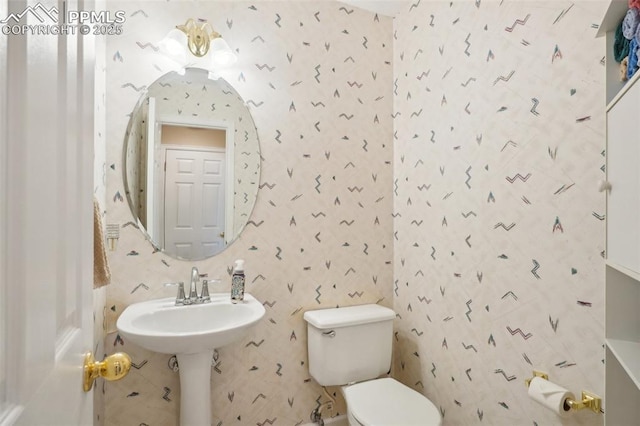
[163,147,227,259]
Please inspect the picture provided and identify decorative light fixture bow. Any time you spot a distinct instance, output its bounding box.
[177,18,220,57]
[158,18,237,74]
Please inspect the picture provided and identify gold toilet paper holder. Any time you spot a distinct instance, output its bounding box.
[524,370,548,387]
[566,391,602,413]
[525,370,602,414]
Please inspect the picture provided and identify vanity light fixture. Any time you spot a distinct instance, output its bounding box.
[159,18,237,69]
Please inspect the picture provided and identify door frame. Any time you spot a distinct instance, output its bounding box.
[0,0,11,418]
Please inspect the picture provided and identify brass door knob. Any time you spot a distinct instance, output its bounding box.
[83,351,131,392]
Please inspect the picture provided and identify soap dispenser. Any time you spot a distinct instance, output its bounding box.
[231,259,245,303]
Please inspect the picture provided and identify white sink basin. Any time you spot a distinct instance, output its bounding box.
[116,293,265,354]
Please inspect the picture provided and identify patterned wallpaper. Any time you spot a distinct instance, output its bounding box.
[104,1,393,425]
[393,1,606,426]
[102,1,608,425]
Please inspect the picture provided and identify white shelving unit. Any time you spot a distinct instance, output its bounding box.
[599,1,640,423]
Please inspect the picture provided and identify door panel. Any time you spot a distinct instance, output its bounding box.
[164,149,226,259]
[1,0,95,424]
[202,183,222,227]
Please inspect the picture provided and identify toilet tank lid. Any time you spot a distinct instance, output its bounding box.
[303,304,395,329]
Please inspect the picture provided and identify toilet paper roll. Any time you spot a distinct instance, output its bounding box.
[527,376,575,417]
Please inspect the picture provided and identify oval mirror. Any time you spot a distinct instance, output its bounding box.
[123,68,261,260]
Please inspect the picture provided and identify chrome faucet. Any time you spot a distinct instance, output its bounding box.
[165,266,211,305]
[185,266,200,304]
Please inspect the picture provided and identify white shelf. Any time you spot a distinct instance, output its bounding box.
[601,3,640,424]
[605,346,640,426]
[606,71,640,112]
[597,0,629,38]
[605,260,640,282]
[606,339,640,390]
[605,265,640,343]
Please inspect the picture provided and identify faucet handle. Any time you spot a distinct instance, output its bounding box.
[164,282,185,305]
[176,282,186,304]
[201,280,211,303]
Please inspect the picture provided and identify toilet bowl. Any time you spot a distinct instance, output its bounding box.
[342,377,441,426]
[304,304,441,426]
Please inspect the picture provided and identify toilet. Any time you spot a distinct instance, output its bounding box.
[304,304,441,426]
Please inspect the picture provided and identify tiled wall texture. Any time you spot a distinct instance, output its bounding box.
[393,1,605,426]
[103,0,606,425]
[104,1,393,425]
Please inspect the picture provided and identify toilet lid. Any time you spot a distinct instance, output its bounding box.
[343,378,441,426]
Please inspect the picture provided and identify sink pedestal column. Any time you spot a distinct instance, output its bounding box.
[177,350,213,425]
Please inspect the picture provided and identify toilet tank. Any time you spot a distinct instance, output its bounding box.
[304,304,396,386]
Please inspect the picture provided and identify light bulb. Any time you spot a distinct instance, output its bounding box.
[210,38,237,67]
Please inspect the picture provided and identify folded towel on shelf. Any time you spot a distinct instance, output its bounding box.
[621,56,629,81]
[615,20,631,62]
[628,37,639,80]
[94,198,111,288]
[623,8,640,40]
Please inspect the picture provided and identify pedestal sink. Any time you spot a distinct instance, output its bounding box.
[116,293,265,425]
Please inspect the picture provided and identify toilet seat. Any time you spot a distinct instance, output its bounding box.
[342,377,441,426]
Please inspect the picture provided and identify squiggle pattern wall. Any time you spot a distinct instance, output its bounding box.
[393,1,605,425]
